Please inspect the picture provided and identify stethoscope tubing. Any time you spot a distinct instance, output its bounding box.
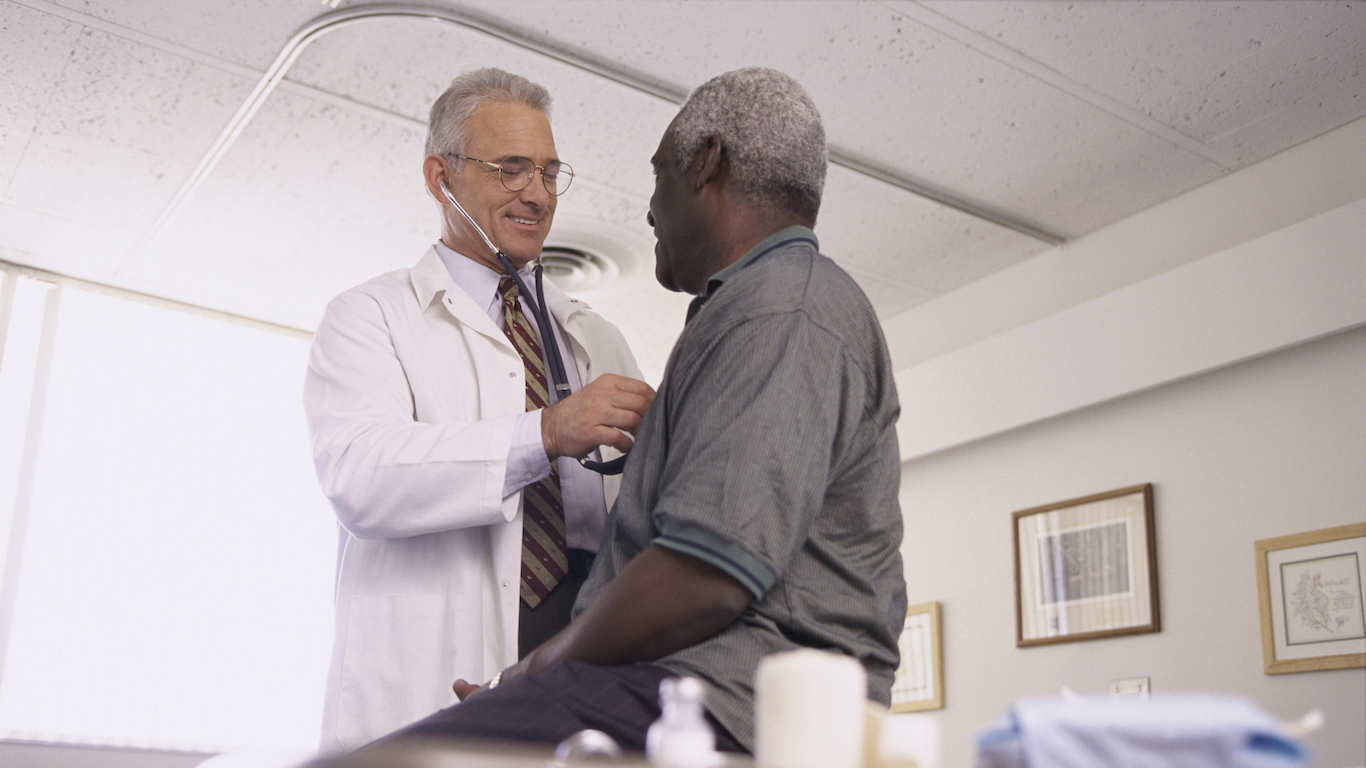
[441,181,626,475]
[493,251,571,401]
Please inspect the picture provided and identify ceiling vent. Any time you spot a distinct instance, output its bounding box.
[537,215,653,293]
[538,246,619,291]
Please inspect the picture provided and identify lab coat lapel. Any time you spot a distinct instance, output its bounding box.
[409,246,511,349]
[541,281,592,378]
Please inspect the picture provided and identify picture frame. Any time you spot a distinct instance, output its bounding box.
[890,601,944,712]
[1013,483,1159,647]
[1254,523,1366,674]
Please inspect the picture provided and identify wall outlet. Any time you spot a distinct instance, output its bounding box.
[1109,677,1151,699]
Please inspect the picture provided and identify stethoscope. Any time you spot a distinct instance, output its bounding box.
[440,180,626,475]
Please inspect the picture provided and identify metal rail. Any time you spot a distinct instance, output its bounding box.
[120,1,1062,274]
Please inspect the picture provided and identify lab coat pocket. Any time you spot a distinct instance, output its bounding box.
[336,594,453,749]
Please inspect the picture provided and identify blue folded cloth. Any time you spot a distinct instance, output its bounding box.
[975,694,1309,768]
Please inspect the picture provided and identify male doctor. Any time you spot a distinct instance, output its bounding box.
[304,68,653,752]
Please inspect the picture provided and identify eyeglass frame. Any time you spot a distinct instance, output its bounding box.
[443,152,574,196]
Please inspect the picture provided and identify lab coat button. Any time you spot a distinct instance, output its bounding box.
[501,580,510,589]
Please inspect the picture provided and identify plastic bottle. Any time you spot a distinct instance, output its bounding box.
[646,676,719,768]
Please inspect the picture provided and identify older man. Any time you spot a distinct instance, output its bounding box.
[304,68,654,752]
[370,67,906,756]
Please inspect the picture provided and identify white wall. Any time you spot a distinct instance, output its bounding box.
[899,325,1365,768]
[888,118,1366,768]
[895,199,1365,460]
[882,117,1366,371]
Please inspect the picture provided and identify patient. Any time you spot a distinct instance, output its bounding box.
[365,66,908,755]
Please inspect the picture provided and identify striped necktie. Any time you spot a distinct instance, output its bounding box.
[498,276,568,608]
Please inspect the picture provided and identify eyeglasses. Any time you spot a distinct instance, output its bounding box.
[445,153,574,196]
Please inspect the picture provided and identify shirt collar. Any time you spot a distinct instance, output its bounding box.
[687,225,818,321]
[434,241,534,315]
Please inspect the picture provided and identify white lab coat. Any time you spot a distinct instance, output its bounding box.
[304,247,641,752]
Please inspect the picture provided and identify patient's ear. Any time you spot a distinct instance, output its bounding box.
[694,135,725,191]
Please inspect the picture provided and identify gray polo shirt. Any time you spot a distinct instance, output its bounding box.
[575,227,907,750]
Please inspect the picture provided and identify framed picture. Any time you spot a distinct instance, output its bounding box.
[1013,484,1159,647]
[891,601,944,712]
[1255,523,1366,674]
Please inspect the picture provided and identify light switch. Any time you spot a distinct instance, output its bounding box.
[1109,677,1151,699]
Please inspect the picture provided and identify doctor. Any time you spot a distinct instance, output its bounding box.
[365,66,906,759]
[304,67,653,752]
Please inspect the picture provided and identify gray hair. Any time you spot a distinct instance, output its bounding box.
[425,68,552,168]
[670,68,826,222]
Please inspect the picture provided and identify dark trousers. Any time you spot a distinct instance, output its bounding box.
[518,548,601,657]
[374,660,745,754]
[518,572,585,658]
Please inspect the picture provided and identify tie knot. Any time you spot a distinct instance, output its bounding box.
[498,275,519,303]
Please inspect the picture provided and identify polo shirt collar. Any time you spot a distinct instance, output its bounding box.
[687,225,818,321]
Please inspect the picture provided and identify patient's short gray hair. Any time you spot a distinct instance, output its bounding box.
[425,68,552,168]
[671,68,826,222]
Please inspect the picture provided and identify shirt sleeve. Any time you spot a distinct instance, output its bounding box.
[653,518,776,599]
[504,410,552,497]
[648,310,861,594]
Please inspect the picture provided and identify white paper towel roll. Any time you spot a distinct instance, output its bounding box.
[754,649,867,768]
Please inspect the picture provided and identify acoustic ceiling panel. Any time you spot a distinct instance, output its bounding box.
[924,0,1366,162]
[2,0,1363,384]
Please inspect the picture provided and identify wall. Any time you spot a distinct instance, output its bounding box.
[882,117,1366,371]
[895,199,1365,461]
[887,118,1366,768]
[898,324,1365,768]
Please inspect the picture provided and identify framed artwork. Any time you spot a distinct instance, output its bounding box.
[1013,484,1159,647]
[891,601,944,712]
[1255,523,1366,674]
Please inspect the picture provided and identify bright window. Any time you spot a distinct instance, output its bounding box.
[0,270,335,753]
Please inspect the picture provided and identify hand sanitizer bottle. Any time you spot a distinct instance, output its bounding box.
[646,676,719,767]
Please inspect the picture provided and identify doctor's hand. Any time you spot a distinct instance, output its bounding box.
[542,373,654,461]
[452,679,481,701]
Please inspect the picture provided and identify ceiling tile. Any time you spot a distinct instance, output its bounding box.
[448,0,1235,243]
[0,0,83,186]
[1,14,255,280]
[283,15,458,123]
[844,271,938,321]
[283,13,676,220]
[819,165,1046,294]
[3,0,1362,380]
[920,1,1366,164]
[126,87,434,327]
[1016,122,1227,237]
[39,27,251,163]
[454,0,886,92]
[48,0,320,69]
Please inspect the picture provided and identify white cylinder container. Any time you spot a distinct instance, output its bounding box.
[754,649,867,768]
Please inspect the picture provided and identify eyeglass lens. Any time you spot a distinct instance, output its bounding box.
[499,157,573,196]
